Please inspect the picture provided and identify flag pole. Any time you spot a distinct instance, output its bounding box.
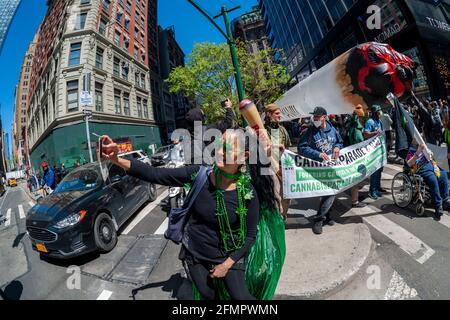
[386,93,432,161]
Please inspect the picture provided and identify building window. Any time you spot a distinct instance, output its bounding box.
[134,46,138,59]
[121,62,128,80]
[95,47,103,69]
[126,0,131,12]
[143,99,148,119]
[95,82,103,112]
[102,0,110,12]
[99,18,107,36]
[80,0,91,5]
[135,72,140,87]
[116,12,122,24]
[140,74,145,89]
[124,37,129,49]
[114,89,121,114]
[67,80,79,112]
[113,57,120,77]
[114,30,121,46]
[137,97,143,118]
[124,18,130,31]
[134,27,139,40]
[75,13,87,30]
[123,92,130,116]
[69,43,81,66]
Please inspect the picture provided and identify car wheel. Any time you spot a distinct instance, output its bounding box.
[93,212,117,253]
[148,183,157,202]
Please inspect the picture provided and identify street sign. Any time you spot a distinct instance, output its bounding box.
[80,91,93,107]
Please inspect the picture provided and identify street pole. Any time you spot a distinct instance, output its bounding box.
[216,6,245,102]
[83,72,94,163]
[186,1,247,125]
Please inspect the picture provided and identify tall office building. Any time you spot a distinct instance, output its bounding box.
[27,0,163,170]
[259,0,450,99]
[0,0,22,54]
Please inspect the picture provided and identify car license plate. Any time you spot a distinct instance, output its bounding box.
[36,243,48,253]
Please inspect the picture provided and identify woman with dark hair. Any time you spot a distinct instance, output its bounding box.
[101,129,283,300]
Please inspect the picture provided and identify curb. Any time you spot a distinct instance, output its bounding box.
[274,222,373,299]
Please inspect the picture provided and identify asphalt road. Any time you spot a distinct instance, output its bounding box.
[1,162,450,300]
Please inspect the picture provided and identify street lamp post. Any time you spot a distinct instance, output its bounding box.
[186,1,246,103]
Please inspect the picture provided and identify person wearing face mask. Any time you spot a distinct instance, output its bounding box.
[364,105,386,200]
[298,106,344,235]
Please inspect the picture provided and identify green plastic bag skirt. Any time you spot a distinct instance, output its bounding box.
[192,206,286,300]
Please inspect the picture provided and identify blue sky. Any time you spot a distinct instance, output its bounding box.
[0,0,257,160]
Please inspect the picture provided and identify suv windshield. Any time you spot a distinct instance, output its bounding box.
[54,168,101,193]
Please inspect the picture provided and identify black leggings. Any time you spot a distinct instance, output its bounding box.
[188,263,256,300]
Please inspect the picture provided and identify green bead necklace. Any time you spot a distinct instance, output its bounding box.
[213,165,253,253]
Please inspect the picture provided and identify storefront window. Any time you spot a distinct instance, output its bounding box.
[403,47,430,96]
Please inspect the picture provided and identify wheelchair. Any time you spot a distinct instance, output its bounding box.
[391,166,432,216]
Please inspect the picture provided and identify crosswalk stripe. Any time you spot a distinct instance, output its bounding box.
[385,164,402,171]
[154,218,168,235]
[122,190,169,235]
[96,289,113,300]
[5,208,11,227]
[18,205,25,219]
[351,205,435,264]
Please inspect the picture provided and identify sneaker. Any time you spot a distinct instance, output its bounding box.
[379,188,388,193]
[434,207,443,221]
[443,200,450,212]
[312,221,323,235]
[324,217,336,226]
[352,202,367,208]
[369,192,378,200]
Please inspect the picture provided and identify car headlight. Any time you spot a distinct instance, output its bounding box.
[54,210,87,229]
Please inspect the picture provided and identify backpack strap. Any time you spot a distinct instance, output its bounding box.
[182,166,211,211]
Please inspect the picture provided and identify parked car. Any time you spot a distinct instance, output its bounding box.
[150,145,173,167]
[7,178,17,187]
[26,160,157,259]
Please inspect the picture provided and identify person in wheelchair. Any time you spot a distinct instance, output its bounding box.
[406,140,450,220]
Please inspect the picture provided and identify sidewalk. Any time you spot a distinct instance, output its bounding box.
[275,197,373,299]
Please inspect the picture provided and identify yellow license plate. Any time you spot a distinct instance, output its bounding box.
[36,243,48,253]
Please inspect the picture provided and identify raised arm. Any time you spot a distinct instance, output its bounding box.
[101,135,200,186]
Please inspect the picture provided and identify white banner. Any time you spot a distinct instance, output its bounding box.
[281,135,387,199]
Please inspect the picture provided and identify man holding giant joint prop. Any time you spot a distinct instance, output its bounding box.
[298,106,344,235]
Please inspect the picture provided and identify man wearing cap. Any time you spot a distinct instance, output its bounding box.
[364,105,386,200]
[264,103,292,220]
[298,106,344,235]
[41,162,56,192]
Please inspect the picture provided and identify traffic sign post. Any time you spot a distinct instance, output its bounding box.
[82,72,94,163]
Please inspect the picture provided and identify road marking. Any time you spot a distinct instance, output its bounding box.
[5,208,11,227]
[384,271,418,300]
[29,201,35,207]
[0,188,10,210]
[122,190,169,235]
[385,164,402,172]
[96,289,113,300]
[382,173,394,180]
[18,205,25,219]
[351,205,435,264]
[154,217,168,235]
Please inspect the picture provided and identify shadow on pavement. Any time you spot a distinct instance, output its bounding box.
[12,233,26,248]
[130,273,185,300]
[0,281,23,300]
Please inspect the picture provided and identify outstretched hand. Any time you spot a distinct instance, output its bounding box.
[101,135,119,163]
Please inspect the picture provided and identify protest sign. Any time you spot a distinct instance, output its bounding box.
[282,134,387,199]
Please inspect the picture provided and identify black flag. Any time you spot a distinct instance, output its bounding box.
[392,97,415,159]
